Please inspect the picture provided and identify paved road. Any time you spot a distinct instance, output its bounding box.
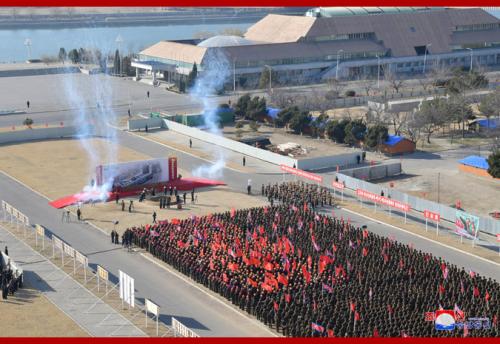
[0,174,276,337]
[0,127,499,337]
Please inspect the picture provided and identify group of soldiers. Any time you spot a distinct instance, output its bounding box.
[129,200,498,337]
[1,247,22,300]
[263,181,334,209]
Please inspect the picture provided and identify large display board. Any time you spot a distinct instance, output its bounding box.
[96,158,175,188]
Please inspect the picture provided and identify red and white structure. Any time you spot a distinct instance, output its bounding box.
[424,210,441,235]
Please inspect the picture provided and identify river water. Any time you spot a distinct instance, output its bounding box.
[0,9,498,63]
[0,22,253,63]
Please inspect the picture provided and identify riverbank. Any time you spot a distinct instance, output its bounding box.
[0,7,307,30]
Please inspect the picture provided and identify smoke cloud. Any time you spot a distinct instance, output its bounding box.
[61,35,120,201]
[190,48,231,179]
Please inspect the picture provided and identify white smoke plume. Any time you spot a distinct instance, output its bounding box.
[61,35,120,201]
[190,48,231,179]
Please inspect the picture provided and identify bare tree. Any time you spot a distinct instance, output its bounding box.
[365,101,386,125]
[415,98,447,144]
[361,80,375,96]
[384,69,405,94]
[417,77,434,93]
[479,88,500,127]
[219,28,245,37]
[402,111,423,145]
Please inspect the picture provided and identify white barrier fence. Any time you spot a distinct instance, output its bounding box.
[2,200,30,235]
[172,317,200,337]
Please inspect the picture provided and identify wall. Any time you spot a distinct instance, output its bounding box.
[128,118,165,131]
[0,126,91,145]
[381,140,416,155]
[0,66,80,78]
[297,152,361,170]
[162,118,298,167]
[336,173,500,235]
[340,162,402,180]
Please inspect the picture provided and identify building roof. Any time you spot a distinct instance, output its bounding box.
[474,118,499,128]
[451,29,500,45]
[197,35,257,48]
[384,135,405,146]
[244,14,316,43]
[459,155,489,170]
[140,41,207,65]
[305,7,441,17]
[223,40,386,64]
[244,8,499,57]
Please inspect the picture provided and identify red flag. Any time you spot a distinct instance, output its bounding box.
[350,301,356,313]
[223,273,229,283]
[307,255,312,269]
[177,240,186,248]
[473,286,480,298]
[261,282,273,292]
[264,262,274,271]
[285,293,291,303]
[362,229,369,239]
[387,304,394,314]
[228,262,239,272]
[439,284,445,295]
[327,329,335,337]
[230,208,235,218]
[278,273,289,286]
[463,322,469,338]
[302,265,311,284]
[485,290,490,302]
[399,259,404,269]
[373,328,379,337]
[354,311,360,321]
[247,277,258,287]
[273,301,279,312]
[318,259,327,275]
[362,247,368,257]
[209,259,215,270]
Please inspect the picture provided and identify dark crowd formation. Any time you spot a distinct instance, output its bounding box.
[126,182,498,337]
[263,182,334,209]
[1,246,23,300]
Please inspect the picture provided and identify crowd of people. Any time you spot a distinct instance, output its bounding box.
[263,181,334,209]
[129,199,498,337]
[1,247,23,300]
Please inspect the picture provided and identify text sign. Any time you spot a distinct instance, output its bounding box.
[172,317,200,337]
[119,270,135,308]
[75,251,88,267]
[424,210,440,222]
[280,165,323,183]
[356,189,410,212]
[63,244,75,258]
[497,234,500,242]
[332,181,345,190]
[53,236,63,250]
[36,224,45,237]
[145,299,159,316]
[97,265,109,281]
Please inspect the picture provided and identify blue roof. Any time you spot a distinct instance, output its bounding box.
[459,155,489,170]
[267,107,280,119]
[477,118,499,129]
[384,135,404,146]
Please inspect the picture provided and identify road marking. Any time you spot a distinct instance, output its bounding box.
[140,252,279,337]
[341,207,500,268]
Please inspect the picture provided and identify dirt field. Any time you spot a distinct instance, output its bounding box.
[72,186,266,235]
[1,282,88,337]
[223,121,373,159]
[0,137,265,234]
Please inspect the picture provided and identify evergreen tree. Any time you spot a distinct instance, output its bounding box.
[487,150,500,178]
[234,94,251,117]
[365,124,389,149]
[58,47,66,62]
[113,49,121,75]
[187,62,198,89]
[68,49,80,64]
[344,119,367,146]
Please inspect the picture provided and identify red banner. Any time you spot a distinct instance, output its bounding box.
[280,165,323,184]
[424,210,440,222]
[356,189,410,212]
[332,181,345,190]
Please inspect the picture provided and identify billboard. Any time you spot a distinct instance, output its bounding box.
[97,158,170,188]
[455,210,479,238]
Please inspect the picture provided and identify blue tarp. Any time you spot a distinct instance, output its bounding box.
[384,135,404,146]
[477,118,499,129]
[267,107,280,119]
[459,155,489,170]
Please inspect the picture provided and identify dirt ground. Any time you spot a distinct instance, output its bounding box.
[72,186,266,235]
[1,282,88,337]
[0,138,148,199]
[223,122,368,159]
[0,137,265,234]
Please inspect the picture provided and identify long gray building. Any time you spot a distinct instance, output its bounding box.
[133,7,500,88]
